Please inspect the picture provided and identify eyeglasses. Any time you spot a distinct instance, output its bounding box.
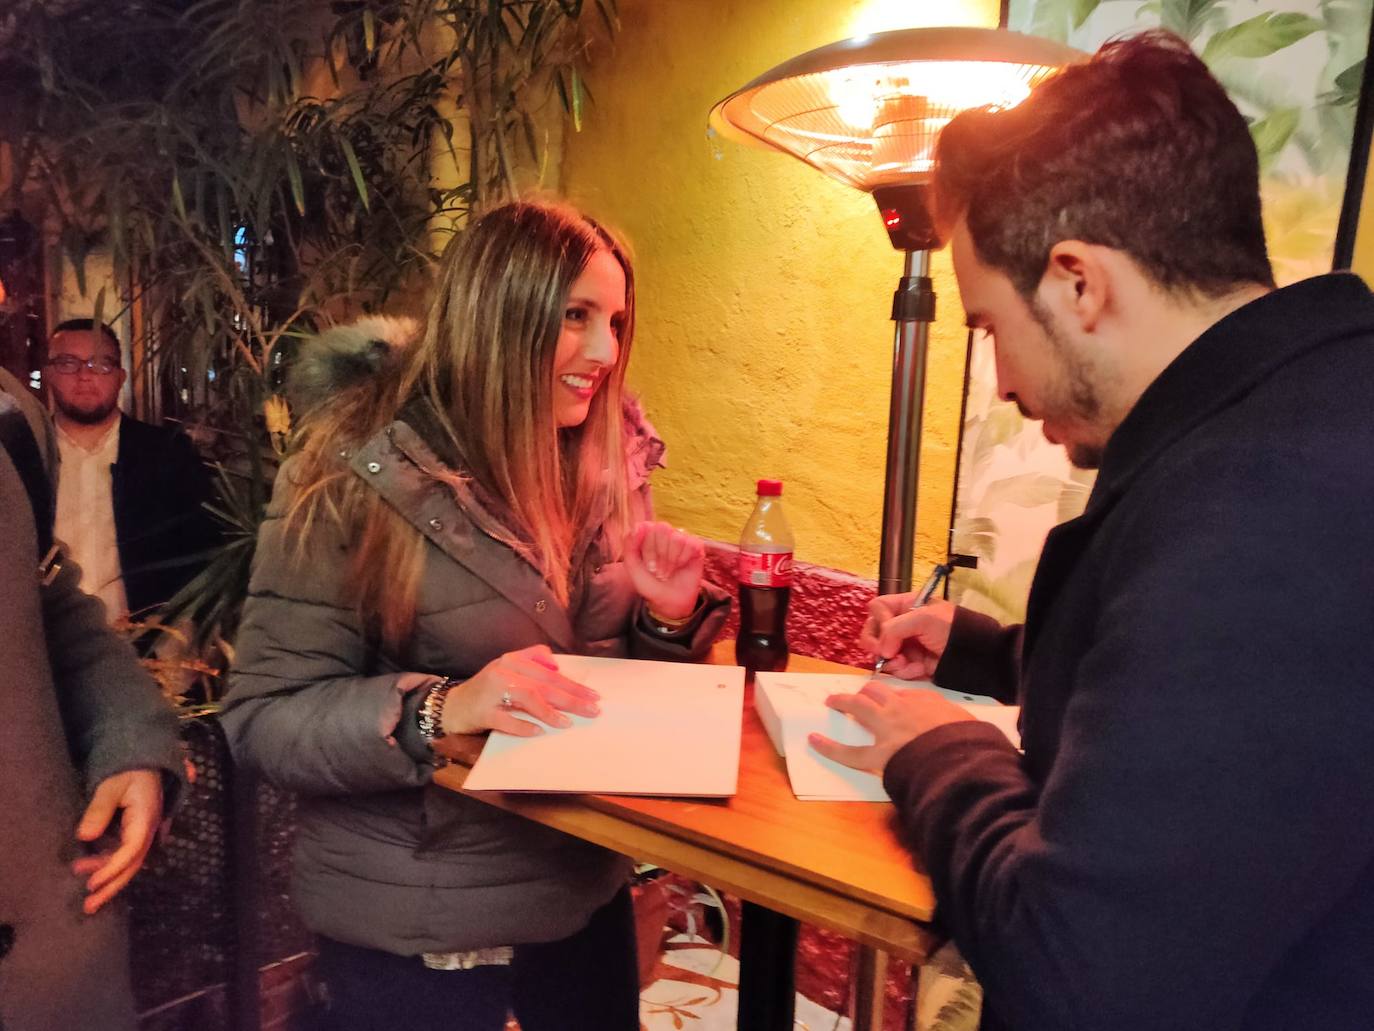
[46,355,121,376]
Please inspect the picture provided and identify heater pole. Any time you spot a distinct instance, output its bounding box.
[878,248,935,596]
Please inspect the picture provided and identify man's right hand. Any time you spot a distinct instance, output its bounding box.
[859,596,957,680]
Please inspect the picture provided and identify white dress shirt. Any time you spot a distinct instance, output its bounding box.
[55,419,129,621]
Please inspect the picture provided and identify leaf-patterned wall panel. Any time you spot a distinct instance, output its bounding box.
[949,0,1372,622]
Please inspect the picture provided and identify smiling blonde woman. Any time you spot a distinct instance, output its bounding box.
[220,201,729,1031]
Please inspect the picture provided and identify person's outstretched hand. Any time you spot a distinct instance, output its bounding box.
[859,595,957,680]
[73,769,164,915]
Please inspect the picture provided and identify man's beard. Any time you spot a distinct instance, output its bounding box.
[57,398,118,425]
[1030,298,1108,470]
[1066,440,1104,470]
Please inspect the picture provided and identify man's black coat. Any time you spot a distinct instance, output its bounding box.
[886,273,1374,1030]
[111,414,219,618]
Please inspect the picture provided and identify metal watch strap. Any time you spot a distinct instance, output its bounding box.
[417,677,460,743]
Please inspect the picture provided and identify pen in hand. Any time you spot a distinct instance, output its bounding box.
[872,563,952,677]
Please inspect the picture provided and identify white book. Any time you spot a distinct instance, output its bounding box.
[754,671,1021,802]
[463,655,745,797]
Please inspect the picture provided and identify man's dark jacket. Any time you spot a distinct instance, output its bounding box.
[111,414,219,617]
[885,273,1374,1030]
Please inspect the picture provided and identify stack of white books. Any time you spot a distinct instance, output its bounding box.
[754,671,1021,802]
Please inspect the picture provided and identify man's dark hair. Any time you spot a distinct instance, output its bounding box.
[933,30,1274,298]
[51,318,122,357]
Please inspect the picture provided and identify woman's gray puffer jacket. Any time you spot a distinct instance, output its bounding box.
[219,324,729,955]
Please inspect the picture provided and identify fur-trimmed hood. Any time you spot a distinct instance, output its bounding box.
[286,317,667,487]
[286,316,420,414]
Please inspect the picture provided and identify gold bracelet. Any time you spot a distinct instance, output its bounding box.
[646,604,695,633]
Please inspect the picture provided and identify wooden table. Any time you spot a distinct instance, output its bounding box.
[433,642,940,1029]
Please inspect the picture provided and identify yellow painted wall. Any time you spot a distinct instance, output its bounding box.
[559,0,1000,578]
[1352,159,1374,281]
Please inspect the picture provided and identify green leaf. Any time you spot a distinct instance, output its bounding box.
[1202,12,1323,64]
[980,472,1066,510]
[951,517,998,565]
[1057,477,1091,522]
[109,201,127,269]
[91,286,108,332]
[594,0,618,34]
[1330,59,1366,106]
[554,69,571,112]
[1029,0,1076,43]
[325,29,342,89]
[340,137,371,211]
[1160,0,1222,42]
[1249,107,1300,169]
[571,67,583,132]
[1071,0,1102,31]
[519,111,540,162]
[285,149,307,216]
[171,173,188,221]
[1026,0,1100,39]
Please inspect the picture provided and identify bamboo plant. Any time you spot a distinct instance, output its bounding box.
[2,0,616,678]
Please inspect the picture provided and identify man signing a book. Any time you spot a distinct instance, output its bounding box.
[812,31,1374,1031]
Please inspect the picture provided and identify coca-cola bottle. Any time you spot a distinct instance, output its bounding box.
[735,479,794,674]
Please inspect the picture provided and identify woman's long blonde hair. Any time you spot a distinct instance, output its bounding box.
[286,201,637,650]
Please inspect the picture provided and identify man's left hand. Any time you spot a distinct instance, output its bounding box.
[810,681,975,773]
[72,769,164,915]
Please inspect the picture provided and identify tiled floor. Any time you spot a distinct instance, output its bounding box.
[638,934,982,1031]
[640,934,854,1031]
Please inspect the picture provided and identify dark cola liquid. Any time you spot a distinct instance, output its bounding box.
[735,584,791,674]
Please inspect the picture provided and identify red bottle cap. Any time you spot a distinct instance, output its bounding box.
[756,479,783,496]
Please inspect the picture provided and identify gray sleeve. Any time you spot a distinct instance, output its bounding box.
[628,582,731,662]
[43,551,185,799]
[218,477,435,796]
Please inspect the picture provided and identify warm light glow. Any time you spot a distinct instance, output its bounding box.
[828,60,1034,130]
[709,28,1084,194]
[728,59,1050,188]
[847,0,971,38]
[829,69,883,131]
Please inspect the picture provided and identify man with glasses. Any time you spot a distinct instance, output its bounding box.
[45,319,217,626]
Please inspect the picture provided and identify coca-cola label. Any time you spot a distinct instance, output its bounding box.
[737,551,793,587]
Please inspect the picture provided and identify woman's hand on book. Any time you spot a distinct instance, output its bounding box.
[442,645,600,736]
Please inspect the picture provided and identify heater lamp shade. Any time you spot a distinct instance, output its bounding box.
[709,27,1084,193]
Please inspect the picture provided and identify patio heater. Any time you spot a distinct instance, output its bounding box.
[710,27,1082,595]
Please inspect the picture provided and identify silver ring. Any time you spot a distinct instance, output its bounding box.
[500,689,514,710]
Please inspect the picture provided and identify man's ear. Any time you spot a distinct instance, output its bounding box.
[1040,240,1108,333]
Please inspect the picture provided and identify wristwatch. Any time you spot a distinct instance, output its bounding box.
[416,677,461,744]
[643,599,699,637]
